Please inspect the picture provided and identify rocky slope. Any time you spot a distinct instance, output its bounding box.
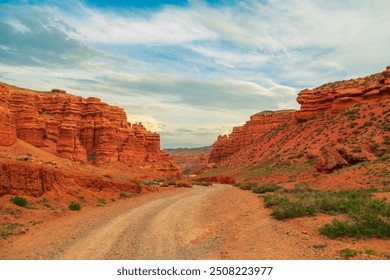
[0,82,181,197]
[0,83,178,166]
[295,66,390,121]
[209,110,296,163]
[201,66,390,189]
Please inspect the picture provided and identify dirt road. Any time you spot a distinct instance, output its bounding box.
[1,185,388,260]
[62,185,228,259]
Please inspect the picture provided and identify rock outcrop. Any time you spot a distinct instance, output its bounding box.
[295,66,390,122]
[0,82,181,178]
[0,84,17,146]
[209,110,295,163]
[209,66,390,164]
[315,145,376,172]
[0,158,140,197]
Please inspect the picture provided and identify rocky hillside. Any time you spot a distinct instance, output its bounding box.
[295,68,390,121]
[209,110,295,163]
[201,66,390,189]
[0,82,182,197]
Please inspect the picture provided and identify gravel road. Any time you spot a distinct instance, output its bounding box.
[61,185,229,259]
[1,184,388,260]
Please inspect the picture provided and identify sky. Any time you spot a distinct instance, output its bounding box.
[0,0,389,148]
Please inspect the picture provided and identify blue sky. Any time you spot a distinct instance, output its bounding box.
[0,0,389,148]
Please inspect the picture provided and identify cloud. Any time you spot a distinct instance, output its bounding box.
[47,1,218,45]
[0,0,389,148]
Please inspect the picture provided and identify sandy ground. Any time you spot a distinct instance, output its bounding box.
[0,185,389,260]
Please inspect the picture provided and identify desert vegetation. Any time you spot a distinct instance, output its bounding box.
[260,186,390,239]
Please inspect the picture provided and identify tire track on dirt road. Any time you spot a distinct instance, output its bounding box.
[61,185,230,259]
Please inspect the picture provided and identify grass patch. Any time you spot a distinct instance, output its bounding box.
[313,244,327,249]
[365,249,378,256]
[262,187,390,239]
[238,160,314,180]
[98,198,107,205]
[0,223,26,239]
[235,182,283,193]
[252,183,282,194]
[235,182,258,190]
[36,198,54,210]
[10,196,28,208]
[340,249,358,259]
[68,202,81,211]
[119,192,138,199]
[96,198,107,207]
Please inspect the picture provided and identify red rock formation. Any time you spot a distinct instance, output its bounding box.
[315,145,375,172]
[209,110,295,163]
[0,82,181,178]
[0,158,140,197]
[0,84,17,146]
[209,66,390,164]
[295,66,390,122]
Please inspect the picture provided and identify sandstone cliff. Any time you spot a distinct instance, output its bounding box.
[0,158,141,197]
[209,66,390,165]
[209,110,296,163]
[0,82,181,179]
[295,66,390,121]
[201,66,389,190]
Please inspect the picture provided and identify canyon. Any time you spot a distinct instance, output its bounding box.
[165,146,211,175]
[200,66,389,191]
[0,66,389,261]
[0,82,181,197]
[209,110,296,163]
[208,66,390,166]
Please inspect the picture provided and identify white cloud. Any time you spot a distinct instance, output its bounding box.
[48,3,217,45]
[187,45,269,68]
[1,0,389,148]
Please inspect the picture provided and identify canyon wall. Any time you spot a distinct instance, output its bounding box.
[0,82,181,178]
[0,158,141,197]
[295,66,390,121]
[209,66,390,164]
[209,110,296,163]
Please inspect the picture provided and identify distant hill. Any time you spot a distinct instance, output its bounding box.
[164,146,212,175]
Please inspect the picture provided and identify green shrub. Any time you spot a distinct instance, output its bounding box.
[175,181,193,188]
[10,196,28,207]
[340,249,358,259]
[271,201,316,220]
[0,223,25,239]
[342,108,359,116]
[238,182,258,190]
[252,183,282,194]
[68,202,81,211]
[262,187,390,238]
[119,191,137,199]
[195,181,212,186]
[313,244,327,249]
[98,198,107,205]
[166,180,177,186]
[319,214,390,239]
